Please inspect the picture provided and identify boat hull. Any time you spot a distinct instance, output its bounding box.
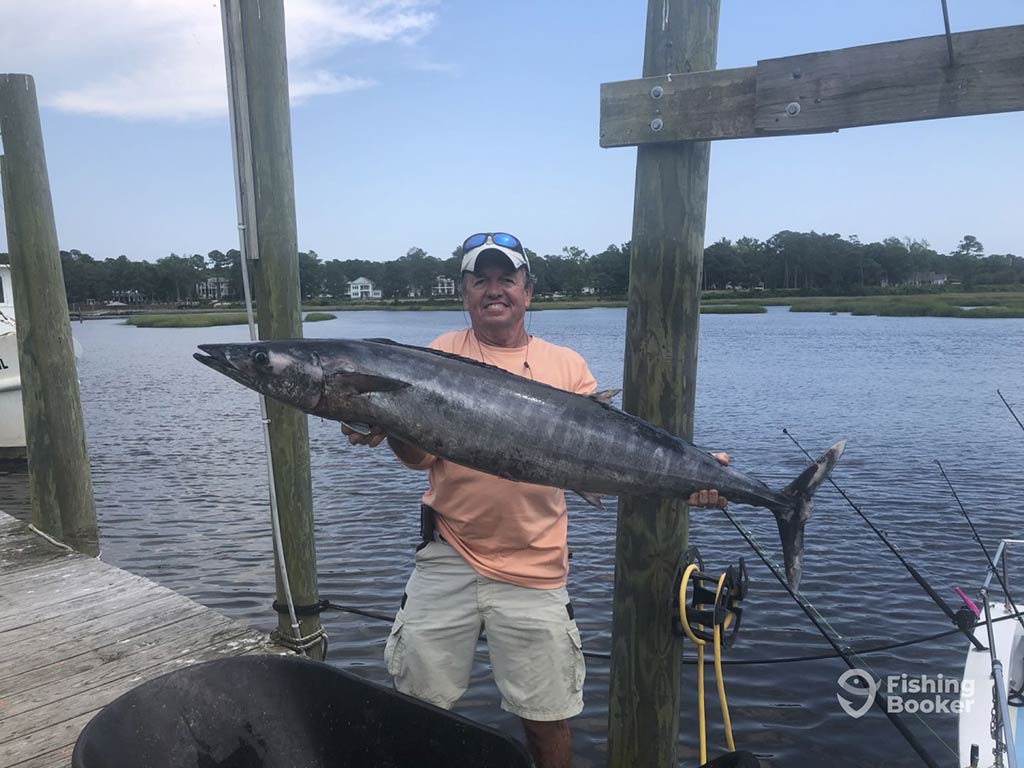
[959,602,1024,767]
[0,329,25,459]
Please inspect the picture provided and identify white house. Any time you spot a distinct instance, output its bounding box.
[349,277,382,300]
[196,276,232,300]
[431,276,456,297]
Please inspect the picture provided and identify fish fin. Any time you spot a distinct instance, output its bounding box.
[588,389,621,406]
[329,371,410,394]
[770,439,846,590]
[340,420,373,435]
[573,490,605,509]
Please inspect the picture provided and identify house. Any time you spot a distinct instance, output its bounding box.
[881,272,947,288]
[910,271,947,286]
[196,276,232,300]
[431,276,456,297]
[110,289,147,304]
[348,277,382,300]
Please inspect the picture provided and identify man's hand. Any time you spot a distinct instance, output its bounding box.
[341,423,387,448]
[687,452,729,510]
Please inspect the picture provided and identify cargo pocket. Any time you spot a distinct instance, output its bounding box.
[566,624,585,693]
[385,614,406,677]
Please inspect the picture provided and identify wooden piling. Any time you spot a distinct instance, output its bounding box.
[227,0,322,658]
[0,74,98,556]
[607,2,720,766]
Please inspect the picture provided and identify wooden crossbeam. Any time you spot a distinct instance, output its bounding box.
[600,25,1024,146]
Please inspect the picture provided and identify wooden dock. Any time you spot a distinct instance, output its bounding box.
[0,512,286,768]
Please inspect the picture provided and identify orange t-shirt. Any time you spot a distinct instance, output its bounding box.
[402,329,597,589]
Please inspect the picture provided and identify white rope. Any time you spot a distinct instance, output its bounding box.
[28,524,75,552]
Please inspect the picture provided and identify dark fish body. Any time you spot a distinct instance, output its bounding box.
[195,338,845,588]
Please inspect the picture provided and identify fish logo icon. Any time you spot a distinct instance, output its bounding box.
[837,669,879,719]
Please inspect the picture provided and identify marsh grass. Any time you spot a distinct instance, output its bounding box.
[703,291,1024,318]
[701,304,767,314]
[128,311,336,328]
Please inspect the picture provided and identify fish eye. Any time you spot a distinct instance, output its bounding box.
[253,350,270,366]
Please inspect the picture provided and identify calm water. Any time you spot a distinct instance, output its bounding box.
[4,307,1023,767]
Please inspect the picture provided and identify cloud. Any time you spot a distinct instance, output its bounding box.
[0,0,436,120]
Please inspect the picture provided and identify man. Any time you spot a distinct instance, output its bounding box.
[344,232,727,768]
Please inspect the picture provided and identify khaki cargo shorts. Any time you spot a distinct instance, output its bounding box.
[384,539,585,721]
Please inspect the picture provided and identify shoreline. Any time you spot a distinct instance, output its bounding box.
[75,289,1024,326]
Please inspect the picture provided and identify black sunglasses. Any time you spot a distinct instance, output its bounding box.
[462,232,524,255]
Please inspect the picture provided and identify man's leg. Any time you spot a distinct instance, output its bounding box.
[482,581,584,768]
[385,540,481,708]
[521,718,573,768]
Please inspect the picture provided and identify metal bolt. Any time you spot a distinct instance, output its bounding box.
[785,102,801,117]
[650,118,663,132]
[650,85,664,99]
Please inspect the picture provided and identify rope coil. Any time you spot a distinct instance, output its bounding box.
[272,625,328,654]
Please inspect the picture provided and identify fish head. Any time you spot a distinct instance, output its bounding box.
[194,341,324,412]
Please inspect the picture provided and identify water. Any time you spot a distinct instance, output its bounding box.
[4,307,1023,767]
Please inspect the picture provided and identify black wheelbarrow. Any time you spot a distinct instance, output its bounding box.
[72,654,533,767]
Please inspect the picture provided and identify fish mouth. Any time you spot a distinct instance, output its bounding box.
[194,345,258,391]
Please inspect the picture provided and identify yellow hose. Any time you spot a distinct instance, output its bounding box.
[680,564,708,764]
[713,573,736,752]
[697,643,707,765]
[679,563,737,764]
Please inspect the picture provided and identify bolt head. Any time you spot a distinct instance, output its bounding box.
[650,85,664,99]
[650,118,664,132]
[785,101,801,117]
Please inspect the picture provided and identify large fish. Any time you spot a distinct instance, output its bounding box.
[195,338,844,588]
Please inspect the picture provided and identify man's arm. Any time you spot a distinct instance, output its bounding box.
[341,424,433,469]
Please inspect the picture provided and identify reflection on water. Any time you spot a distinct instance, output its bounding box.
[4,307,1023,767]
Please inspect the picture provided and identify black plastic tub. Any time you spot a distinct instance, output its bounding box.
[72,654,533,767]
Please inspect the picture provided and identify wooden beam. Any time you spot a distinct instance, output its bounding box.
[607,1,719,766]
[0,75,99,555]
[223,0,323,659]
[600,24,1024,146]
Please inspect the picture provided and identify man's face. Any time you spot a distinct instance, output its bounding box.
[461,264,533,338]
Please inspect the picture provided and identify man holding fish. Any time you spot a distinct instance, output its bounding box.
[343,232,729,768]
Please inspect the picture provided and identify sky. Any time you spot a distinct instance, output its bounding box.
[0,0,1021,264]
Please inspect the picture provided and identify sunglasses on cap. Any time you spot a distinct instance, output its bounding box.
[461,232,525,256]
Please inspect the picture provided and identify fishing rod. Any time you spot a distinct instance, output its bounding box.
[719,506,945,768]
[998,390,1024,435]
[783,428,984,650]
[935,459,1024,635]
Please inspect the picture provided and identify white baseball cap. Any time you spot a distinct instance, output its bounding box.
[460,232,530,274]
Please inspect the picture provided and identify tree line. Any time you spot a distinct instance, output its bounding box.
[0,231,1019,306]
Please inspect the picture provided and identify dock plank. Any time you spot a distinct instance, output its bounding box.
[0,512,288,768]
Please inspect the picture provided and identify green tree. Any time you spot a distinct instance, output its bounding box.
[589,243,630,295]
[321,260,349,299]
[954,235,984,258]
[298,250,324,299]
[155,253,202,303]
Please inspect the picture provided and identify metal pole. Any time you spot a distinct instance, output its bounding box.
[940,0,955,68]
[982,591,1016,768]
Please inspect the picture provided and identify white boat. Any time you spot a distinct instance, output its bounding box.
[959,539,1024,768]
[0,265,25,459]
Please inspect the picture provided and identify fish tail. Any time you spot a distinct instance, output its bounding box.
[770,440,846,590]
